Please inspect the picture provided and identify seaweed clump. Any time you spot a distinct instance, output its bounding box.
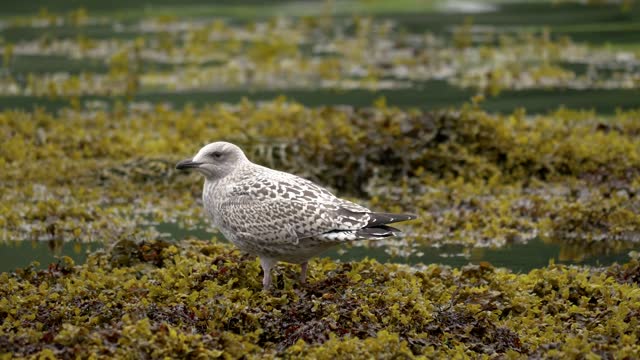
[2,101,640,254]
[1,240,639,358]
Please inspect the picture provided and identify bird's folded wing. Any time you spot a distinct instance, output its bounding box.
[219,196,368,244]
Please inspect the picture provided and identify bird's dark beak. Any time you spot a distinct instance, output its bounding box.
[175,158,203,170]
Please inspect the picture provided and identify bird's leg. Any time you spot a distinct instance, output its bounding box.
[259,257,276,290]
[300,262,308,284]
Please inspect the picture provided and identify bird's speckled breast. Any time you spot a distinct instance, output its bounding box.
[202,179,224,229]
[203,174,258,254]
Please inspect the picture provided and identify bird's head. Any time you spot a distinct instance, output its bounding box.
[176,141,248,180]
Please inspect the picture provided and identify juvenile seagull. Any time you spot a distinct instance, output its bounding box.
[176,142,415,289]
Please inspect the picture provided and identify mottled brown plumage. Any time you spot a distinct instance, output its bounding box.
[176,141,415,289]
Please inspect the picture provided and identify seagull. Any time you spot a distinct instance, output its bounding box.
[176,141,415,289]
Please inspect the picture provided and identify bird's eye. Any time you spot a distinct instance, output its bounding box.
[211,151,223,159]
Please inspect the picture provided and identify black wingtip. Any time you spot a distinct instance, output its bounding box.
[365,212,417,227]
[405,214,418,220]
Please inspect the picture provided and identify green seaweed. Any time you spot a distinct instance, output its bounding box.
[1,8,638,98]
[2,101,640,254]
[0,240,638,358]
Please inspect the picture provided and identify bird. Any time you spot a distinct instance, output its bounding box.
[176,141,416,290]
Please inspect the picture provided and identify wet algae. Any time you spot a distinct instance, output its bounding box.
[1,240,639,358]
[2,100,640,357]
[2,101,640,252]
[2,3,640,357]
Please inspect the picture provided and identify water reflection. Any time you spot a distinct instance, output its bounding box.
[325,238,639,273]
[1,229,638,274]
[551,239,640,263]
[0,239,102,272]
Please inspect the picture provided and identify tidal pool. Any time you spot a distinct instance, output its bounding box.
[1,222,637,274]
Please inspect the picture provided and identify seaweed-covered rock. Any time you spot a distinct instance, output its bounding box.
[2,102,640,252]
[0,240,638,358]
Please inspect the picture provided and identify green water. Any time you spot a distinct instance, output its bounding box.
[1,228,637,273]
[0,240,102,272]
[2,84,639,114]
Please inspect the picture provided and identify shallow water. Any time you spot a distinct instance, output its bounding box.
[0,240,103,273]
[1,223,638,273]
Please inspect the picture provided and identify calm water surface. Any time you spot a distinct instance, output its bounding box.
[1,223,637,273]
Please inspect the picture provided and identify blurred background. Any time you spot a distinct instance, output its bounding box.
[1,0,638,111]
[1,0,639,271]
